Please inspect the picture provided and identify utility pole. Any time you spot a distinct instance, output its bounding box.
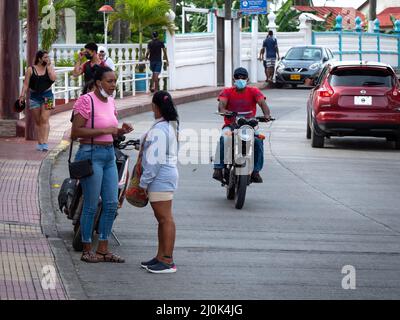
[0,0,19,137]
[368,0,377,32]
[224,0,233,87]
[26,0,39,141]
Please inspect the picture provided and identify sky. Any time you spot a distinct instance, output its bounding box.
[312,0,366,8]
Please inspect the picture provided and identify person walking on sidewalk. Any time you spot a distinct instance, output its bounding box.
[145,31,169,93]
[259,30,280,84]
[73,42,105,94]
[139,91,179,274]
[71,66,133,263]
[19,50,56,152]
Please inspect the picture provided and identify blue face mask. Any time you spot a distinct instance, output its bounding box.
[234,79,247,90]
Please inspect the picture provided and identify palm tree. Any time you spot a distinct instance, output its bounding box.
[20,0,79,51]
[110,0,176,62]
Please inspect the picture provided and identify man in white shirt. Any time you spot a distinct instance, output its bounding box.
[98,46,116,71]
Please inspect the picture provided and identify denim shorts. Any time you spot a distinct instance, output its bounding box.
[29,89,54,110]
[150,61,163,73]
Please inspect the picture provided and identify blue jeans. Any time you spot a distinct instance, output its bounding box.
[214,127,264,172]
[75,144,118,243]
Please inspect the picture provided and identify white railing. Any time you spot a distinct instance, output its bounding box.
[21,44,143,64]
[19,62,169,104]
[116,60,169,98]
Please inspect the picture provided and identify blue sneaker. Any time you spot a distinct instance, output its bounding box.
[140,257,159,269]
[36,144,43,151]
[147,261,177,274]
[42,143,49,152]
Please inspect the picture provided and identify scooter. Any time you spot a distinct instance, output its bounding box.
[216,111,274,209]
[58,136,140,251]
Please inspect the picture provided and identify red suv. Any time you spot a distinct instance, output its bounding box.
[307,61,400,148]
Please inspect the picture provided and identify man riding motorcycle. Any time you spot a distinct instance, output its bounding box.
[213,67,272,183]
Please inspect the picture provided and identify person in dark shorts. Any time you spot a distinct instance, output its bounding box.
[73,42,105,94]
[19,50,56,152]
[145,31,169,93]
[259,31,280,83]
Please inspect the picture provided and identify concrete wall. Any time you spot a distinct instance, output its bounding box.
[168,33,217,90]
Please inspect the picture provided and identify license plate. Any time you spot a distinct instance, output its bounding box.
[290,74,301,80]
[354,96,372,105]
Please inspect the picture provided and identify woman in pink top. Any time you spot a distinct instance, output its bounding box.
[71,67,133,263]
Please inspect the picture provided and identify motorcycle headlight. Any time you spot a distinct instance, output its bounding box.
[309,63,321,70]
[238,125,254,142]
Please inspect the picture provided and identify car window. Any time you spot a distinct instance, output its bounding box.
[286,47,322,61]
[326,49,333,59]
[329,68,393,87]
[316,66,329,86]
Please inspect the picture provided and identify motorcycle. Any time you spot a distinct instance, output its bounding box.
[58,136,140,251]
[216,111,274,209]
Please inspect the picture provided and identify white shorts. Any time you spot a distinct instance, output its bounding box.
[148,192,174,202]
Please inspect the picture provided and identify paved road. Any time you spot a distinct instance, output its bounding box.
[50,88,400,300]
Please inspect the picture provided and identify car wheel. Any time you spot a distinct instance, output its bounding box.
[311,129,324,148]
[306,116,311,140]
[275,82,284,89]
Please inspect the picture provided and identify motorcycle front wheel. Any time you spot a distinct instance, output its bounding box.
[226,168,235,200]
[235,175,248,209]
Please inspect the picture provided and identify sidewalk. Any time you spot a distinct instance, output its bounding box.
[0,86,223,300]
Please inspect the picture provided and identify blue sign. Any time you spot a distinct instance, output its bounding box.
[240,0,268,15]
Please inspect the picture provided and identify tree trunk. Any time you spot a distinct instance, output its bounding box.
[171,0,177,12]
[0,0,19,121]
[120,20,130,43]
[369,0,376,21]
[225,0,232,19]
[112,20,121,44]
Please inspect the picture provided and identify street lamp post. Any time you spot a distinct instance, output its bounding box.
[98,4,115,47]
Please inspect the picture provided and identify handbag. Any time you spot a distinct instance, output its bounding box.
[125,152,148,208]
[68,95,95,180]
[14,99,26,113]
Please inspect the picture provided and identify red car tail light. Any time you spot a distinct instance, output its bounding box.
[318,81,334,98]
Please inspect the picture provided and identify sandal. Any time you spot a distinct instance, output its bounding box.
[81,251,100,263]
[96,251,125,263]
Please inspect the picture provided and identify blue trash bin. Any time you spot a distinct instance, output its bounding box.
[135,73,147,92]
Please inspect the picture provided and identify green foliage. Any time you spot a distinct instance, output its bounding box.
[258,14,269,32]
[75,0,107,43]
[55,58,75,67]
[110,0,175,62]
[20,0,79,50]
[276,0,301,32]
